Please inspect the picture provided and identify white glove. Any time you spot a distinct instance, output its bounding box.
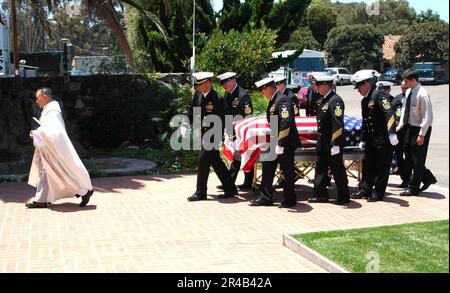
[359,142,365,149]
[180,125,190,138]
[389,134,399,146]
[275,145,284,155]
[331,146,340,156]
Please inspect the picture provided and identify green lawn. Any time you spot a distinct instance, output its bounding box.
[293,220,449,273]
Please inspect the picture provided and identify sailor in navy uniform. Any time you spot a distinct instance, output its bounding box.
[249,78,301,208]
[216,72,254,190]
[272,76,303,189]
[350,70,399,202]
[390,81,411,187]
[307,75,350,205]
[183,72,238,201]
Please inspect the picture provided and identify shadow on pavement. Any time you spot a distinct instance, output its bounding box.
[0,174,185,204]
[49,203,97,213]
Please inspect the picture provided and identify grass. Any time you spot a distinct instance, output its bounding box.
[293,220,449,273]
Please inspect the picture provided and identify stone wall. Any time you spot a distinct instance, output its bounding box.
[0,75,183,164]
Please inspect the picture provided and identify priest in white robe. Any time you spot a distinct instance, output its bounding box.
[26,87,94,208]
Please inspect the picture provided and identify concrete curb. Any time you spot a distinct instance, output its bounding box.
[283,234,349,273]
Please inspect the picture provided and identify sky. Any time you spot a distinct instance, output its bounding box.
[211,0,449,22]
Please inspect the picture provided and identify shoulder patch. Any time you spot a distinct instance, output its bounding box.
[382,99,391,110]
[335,105,343,117]
[281,106,289,119]
[244,104,252,115]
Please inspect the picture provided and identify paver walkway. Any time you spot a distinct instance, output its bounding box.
[0,173,448,272]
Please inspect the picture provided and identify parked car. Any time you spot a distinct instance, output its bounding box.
[324,67,352,85]
[413,62,445,84]
[380,68,403,84]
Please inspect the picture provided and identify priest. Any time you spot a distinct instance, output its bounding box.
[27,87,94,208]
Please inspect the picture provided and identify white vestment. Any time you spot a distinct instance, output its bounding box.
[28,101,92,203]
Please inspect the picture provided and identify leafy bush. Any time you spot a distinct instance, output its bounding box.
[196,24,277,89]
[112,144,198,174]
[324,24,384,71]
[392,20,449,68]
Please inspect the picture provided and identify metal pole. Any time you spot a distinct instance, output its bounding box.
[10,0,19,77]
[63,42,68,76]
[191,0,195,87]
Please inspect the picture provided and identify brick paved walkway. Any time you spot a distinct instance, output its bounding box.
[0,173,448,272]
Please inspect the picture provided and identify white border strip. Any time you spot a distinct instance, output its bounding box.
[283,234,349,273]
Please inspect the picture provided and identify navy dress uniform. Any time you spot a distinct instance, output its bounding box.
[351,70,399,202]
[250,78,301,208]
[186,72,238,201]
[217,72,254,190]
[274,76,300,117]
[273,76,303,189]
[307,75,350,205]
[305,86,322,117]
[391,91,411,187]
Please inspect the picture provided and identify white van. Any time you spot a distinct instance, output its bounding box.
[325,67,353,86]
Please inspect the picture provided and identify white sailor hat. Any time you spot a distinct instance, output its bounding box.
[217,72,237,84]
[376,81,394,89]
[312,74,335,85]
[255,77,275,91]
[193,72,214,85]
[351,70,380,89]
[273,76,287,84]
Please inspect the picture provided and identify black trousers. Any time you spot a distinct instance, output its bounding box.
[196,149,236,195]
[395,127,411,182]
[314,151,349,200]
[260,147,296,203]
[404,125,436,192]
[360,143,392,197]
[229,159,254,185]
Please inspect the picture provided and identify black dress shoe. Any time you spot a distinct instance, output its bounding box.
[187,192,207,201]
[351,191,369,199]
[273,180,284,189]
[307,196,329,203]
[218,189,239,199]
[216,185,224,191]
[25,201,47,209]
[335,199,351,205]
[279,201,296,208]
[237,183,253,190]
[367,194,382,202]
[419,178,437,193]
[400,189,418,197]
[398,181,409,188]
[80,190,94,207]
[249,194,273,206]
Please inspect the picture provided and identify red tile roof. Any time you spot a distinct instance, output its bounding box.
[383,35,402,60]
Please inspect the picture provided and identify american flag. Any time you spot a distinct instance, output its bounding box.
[343,115,363,147]
[223,115,362,172]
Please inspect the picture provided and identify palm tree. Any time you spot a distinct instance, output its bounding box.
[25,0,169,68]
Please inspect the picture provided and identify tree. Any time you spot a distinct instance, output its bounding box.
[196,25,277,89]
[307,0,337,48]
[333,0,418,35]
[217,0,311,47]
[125,0,214,73]
[392,21,449,68]
[324,24,384,71]
[20,0,168,68]
[278,26,320,51]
